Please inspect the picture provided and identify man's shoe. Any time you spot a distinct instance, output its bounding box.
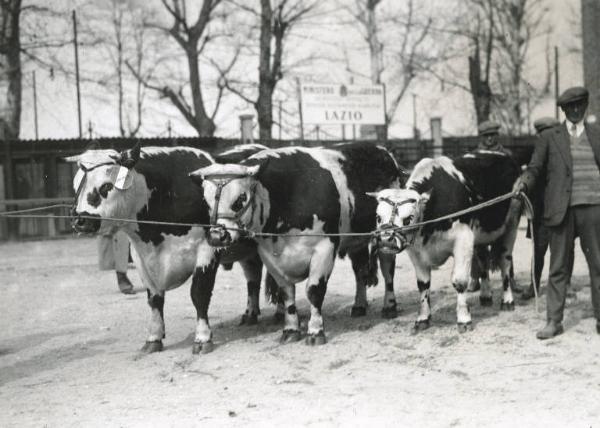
[116,272,135,295]
[536,321,563,340]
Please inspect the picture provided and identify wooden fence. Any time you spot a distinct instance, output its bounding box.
[0,135,536,241]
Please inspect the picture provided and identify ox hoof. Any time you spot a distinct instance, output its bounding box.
[365,274,379,288]
[500,301,515,311]
[351,306,367,317]
[273,312,285,324]
[479,295,493,307]
[457,322,473,334]
[411,318,431,335]
[305,331,327,346]
[192,341,214,355]
[381,306,398,319]
[239,313,259,326]
[141,340,163,353]
[279,329,302,344]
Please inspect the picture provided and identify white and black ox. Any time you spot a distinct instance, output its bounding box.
[189,142,405,345]
[370,151,521,333]
[70,144,273,354]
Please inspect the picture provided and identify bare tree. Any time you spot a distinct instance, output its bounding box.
[129,0,227,137]
[0,0,22,139]
[343,0,436,139]
[220,0,318,139]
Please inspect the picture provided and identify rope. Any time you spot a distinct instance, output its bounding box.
[0,204,72,215]
[0,191,529,239]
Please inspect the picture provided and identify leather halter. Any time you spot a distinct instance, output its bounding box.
[203,174,258,234]
[71,161,115,216]
[376,197,424,251]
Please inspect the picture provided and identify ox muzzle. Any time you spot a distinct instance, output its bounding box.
[71,210,102,234]
[373,224,409,254]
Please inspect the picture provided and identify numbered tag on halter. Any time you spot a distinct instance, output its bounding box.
[114,166,133,190]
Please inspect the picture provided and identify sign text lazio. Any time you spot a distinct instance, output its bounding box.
[300,83,386,125]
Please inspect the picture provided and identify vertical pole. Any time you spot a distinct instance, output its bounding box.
[278,100,282,140]
[554,46,559,120]
[382,83,388,140]
[88,121,93,139]
[33,71,39,139]
[167,120,172,138]
[315,125,320,140]
[73,10,83,138]
[352,124,356,140]
[412,93,418,139]
[296,78,304,140]
[341,124,346,140]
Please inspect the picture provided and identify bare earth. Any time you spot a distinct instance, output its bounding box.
[1,230,599,427]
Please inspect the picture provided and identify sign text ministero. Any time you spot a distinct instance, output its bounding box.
[300,83,386,125]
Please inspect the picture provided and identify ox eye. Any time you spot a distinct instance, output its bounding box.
[99,183,114,198]
[376,214,382,224]
[403,215,414,226]
[231,193,248,212]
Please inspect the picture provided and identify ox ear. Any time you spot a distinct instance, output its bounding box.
[115,142,141,169]
[419,190,432,204]
[366,191,380,199]
[63,154,82,163]
[189,168,205,187]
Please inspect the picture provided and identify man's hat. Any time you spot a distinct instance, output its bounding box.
[557,86,589,107]
[478,120,501,136]
[533,117,560,133]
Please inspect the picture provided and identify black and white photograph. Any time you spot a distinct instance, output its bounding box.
[1,0,599,426]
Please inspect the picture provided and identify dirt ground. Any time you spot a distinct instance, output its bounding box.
[1,229,599,427]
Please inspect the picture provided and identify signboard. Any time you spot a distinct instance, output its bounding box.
[300,83,386,125]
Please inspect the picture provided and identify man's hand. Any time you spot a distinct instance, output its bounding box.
[513,176,527,195]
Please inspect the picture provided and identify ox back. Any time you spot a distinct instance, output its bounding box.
[243,142,402,250]
[408,152,520,242]
[134,148,212,245]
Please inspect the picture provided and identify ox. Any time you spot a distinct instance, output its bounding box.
[370,151,521,333]
[189,142,404,345]
[70,144,271,354]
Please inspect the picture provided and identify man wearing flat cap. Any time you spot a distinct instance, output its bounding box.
[517,86,600,339]
[476,120,513,156]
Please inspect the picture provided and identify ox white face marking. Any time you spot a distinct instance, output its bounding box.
[406,156,467,188]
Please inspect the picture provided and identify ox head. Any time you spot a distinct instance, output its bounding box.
[367,188,430,254]
[68,144,142,234]
[189,162,262,247]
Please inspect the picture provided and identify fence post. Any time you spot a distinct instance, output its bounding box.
[239,114,254,144]
[431,117,443,157]
[2,132,17,239]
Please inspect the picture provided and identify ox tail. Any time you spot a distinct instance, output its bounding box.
[264,273,281,305]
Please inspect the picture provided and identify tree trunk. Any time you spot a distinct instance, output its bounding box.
[0,0,22,140]
[468,55,492,125]
[365,0,387,140]
[186,45,215,136]
[582,0,600,118]
[257,0,273,140]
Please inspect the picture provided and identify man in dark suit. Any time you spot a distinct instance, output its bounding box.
[517,86,600,339]
[522,117,560,300]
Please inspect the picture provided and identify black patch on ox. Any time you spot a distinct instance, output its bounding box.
[133,149,212,245]
[87,188,101,208]
[287,305,297,315]
[243,151,341,243]
[417,280,430,292]
[409,153,519,242]
[336,143,404,234]
[307,277,327,312]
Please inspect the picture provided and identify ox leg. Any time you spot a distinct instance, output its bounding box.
[305,239,336,346]
[500,253,516,311]
[408,251,432,334]
[379,251,398,319]
[350,247,370,317]
[239,254,262,326]
[264,273,285,323]
[495,215,519,311]
[278,281,302,344]
[452,227,474,333]
[475,246,493,307]
[190,261,219,355]
[141,290,165,353]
